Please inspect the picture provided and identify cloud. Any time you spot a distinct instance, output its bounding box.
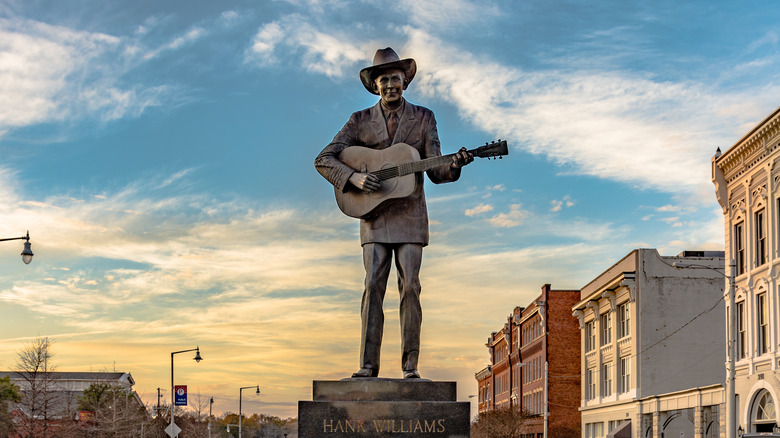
[246,14,375,78]
[0,17,177,135]
[657,204,680,212]
[465,203,493,216]
[402,29,777,201]
[487,204,529,228]
[399,0,500,30]
[550,195,575,212]
[240,11,777,201]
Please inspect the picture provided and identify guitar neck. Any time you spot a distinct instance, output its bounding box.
[372,151,462,182]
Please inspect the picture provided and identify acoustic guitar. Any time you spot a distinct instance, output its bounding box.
[335,140,508,219]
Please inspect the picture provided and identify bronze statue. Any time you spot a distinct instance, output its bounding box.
[315,48,473,379]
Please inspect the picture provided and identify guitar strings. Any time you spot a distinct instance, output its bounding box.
[370,155,452,181]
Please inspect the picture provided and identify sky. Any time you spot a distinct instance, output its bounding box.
[1,0,779,420]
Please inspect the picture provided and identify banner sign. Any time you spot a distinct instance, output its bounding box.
[174,385,187,406]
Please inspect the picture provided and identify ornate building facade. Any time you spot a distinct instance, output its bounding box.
[713,106,780,434]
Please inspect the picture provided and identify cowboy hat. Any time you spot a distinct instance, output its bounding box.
[359,48,417,95]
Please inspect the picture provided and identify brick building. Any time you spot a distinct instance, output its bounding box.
[475,284,581,438]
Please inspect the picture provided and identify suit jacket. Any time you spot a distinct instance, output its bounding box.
[315,99,461,246]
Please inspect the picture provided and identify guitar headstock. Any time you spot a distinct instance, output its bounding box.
[472,140,508,159]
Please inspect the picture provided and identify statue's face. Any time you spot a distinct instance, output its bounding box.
[373,69,405,107]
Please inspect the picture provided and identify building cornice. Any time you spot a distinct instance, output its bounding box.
[716,106,780,185]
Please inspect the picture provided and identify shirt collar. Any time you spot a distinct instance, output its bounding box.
[380,98,405,119]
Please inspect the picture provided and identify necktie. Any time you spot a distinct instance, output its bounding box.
[387,113,398,140]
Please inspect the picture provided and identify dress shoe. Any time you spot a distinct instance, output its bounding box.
[352,368,378,378]
[403,369,420,379]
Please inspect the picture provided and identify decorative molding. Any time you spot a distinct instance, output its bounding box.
[536,300,546,330]
[730,199,746,222]
[621,273,637,302]
[586,301,600,316]
[717,111,780,184]
[602,290,617,312]
[751,185,768,209]
[572,310,585,329]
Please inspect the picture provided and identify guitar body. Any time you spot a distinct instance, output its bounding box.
[331,139,508,219]
[336,143,420,219]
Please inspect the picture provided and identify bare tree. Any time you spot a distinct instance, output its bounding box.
[77,381,147,436]
[14,336,58,438]
[189,389,211,420]
[184,390,211,438]
[471,407,534,438]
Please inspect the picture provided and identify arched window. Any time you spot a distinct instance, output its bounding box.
[756,391,776,421]
[752,390,777,432]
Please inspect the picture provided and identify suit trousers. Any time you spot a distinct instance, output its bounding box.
[360,242,423,373]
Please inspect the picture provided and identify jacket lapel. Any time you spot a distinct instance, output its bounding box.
[368,102,389,147]
[393,100,416,144]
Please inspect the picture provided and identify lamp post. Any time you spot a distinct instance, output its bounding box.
[0,231,34,264]
[673,260,736,438]
[208,396,214,438]
[170,347,203,437]
[239,385,260,438]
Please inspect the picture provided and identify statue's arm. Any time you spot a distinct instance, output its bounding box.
[424,112,467,184]
[314,114,379,193]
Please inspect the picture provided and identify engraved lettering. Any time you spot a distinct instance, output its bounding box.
[437,419,446,432]
[335,420,345,432]
[345,420,356,432]
[323,419,334,433]
[413,420,423,432]
[424,419,437,432]
[373,420,388,432]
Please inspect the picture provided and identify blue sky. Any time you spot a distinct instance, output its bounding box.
[1,0,779,419]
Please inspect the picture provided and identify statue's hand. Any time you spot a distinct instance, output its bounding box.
[349,172,381,193]
[451,147,474,169]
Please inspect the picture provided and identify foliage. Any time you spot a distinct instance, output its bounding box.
[0,375,21,403]
[215,412,296,437]
[0,375,22,436]
[471,407,534,438]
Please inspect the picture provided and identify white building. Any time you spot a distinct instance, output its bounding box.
[572,249,725,438]
[712,105,780,434]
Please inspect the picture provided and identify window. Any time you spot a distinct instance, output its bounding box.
[758,294,768,355]
[601,362,613,397]
[737,301,746,359]
[756,391,776,422]
[600,312,612,345]
[608,421,625,432]
[735,222,746,275]
[586,320,596,352]
[619,356,631,393]
[756,210,767,266]
[586,422,604,438]
[617,302,630,338]
[586,368,596,400]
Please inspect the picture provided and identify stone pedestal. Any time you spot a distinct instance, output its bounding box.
[298,378,470,437]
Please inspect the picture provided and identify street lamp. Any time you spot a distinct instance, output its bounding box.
[673,260,736,438]
[239,385,260,438]
[0,231,34,264]
[170,346,203,437]
[208,396,214,438]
